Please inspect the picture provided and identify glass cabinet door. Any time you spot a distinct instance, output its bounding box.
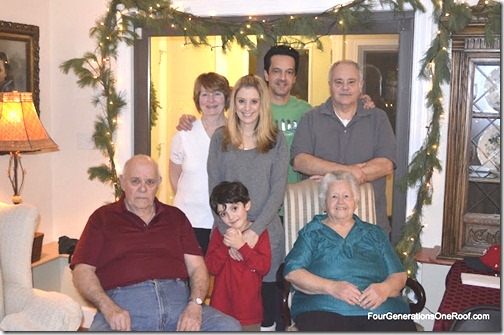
[440,23,500,259]
[468,63,500,215]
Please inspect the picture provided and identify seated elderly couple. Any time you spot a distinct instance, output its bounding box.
[71,155,415,332]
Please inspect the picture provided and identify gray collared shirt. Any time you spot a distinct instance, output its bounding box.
[290,98,397,234]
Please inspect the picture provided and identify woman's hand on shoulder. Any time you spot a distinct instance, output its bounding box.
[327,280,362,306]
[358,282,390,311]
[360,94,376,109]
[242,229,259,248]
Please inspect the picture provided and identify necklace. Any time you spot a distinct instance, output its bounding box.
[240,143,256,150]
[240,130,257,150]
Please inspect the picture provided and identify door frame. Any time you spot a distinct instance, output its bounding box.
[133,11,416,245]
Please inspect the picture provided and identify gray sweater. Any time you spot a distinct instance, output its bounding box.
[207,127,289,282]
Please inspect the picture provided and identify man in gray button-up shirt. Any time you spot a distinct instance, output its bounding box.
[290,60,397,235]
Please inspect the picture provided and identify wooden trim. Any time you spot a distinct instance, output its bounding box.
[133,12,416,245]
[133,31,150,155]
[415,246,455,266]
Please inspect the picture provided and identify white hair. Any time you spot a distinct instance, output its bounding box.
[318,171,360,210]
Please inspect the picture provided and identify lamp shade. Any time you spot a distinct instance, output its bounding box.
[0,92,58,152]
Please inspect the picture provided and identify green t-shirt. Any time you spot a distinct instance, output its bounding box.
[271,96,312,184]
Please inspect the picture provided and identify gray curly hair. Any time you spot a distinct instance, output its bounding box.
[318,171,360,211]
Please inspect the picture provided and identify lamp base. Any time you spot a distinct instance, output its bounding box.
[8,152,25,204]
[12,195,22,204]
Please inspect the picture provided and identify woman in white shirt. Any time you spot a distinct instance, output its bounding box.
[169,72,230,254]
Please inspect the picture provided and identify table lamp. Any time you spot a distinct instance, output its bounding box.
[0,91,58,204]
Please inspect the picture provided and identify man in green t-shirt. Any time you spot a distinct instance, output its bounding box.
[263,45,312,183]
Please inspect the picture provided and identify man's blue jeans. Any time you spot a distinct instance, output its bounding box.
[89,279,241,331]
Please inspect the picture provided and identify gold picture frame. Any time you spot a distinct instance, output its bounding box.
[0,20,40,114]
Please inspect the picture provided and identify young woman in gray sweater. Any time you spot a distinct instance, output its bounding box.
[208,74,288,330]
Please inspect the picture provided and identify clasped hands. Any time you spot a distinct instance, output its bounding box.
[309,163,367,184]
[329,281,393,311]
[224,228,258,261]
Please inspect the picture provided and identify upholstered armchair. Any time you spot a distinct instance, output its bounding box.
[0,203,83,331]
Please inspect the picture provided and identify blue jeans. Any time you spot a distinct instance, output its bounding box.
[90,279,241,331]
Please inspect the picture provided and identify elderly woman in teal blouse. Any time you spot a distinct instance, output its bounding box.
[283,171,416,331]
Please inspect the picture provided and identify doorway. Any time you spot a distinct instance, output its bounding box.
[134,11,415,245]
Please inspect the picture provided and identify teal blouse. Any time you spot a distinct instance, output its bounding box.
[283,214,410,319]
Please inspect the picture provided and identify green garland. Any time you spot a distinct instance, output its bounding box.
[61,0,500,276]
[150,79,161,129]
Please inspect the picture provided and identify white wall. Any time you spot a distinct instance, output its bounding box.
[1,0,53,237]
[407,1,449,248]
[2,1,447,247]
[1,0,112,241]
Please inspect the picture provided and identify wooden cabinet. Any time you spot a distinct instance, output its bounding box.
[440,21,500,259]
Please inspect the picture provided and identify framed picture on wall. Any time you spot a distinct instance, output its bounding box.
[0,20,40,114]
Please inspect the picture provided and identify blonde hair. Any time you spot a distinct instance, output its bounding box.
[222,74,278,153]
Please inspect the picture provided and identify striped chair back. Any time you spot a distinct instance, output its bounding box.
[284,178,377,254]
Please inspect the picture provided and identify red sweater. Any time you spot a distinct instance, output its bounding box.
[205,229,271,325]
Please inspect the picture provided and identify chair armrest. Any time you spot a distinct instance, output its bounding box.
[406,277,426,314]
[1,288,83,331]
[276,263,292,329]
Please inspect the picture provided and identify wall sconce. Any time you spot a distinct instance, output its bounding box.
[0,91,58,204]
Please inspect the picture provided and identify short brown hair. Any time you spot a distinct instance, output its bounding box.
[193,72,231,113]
